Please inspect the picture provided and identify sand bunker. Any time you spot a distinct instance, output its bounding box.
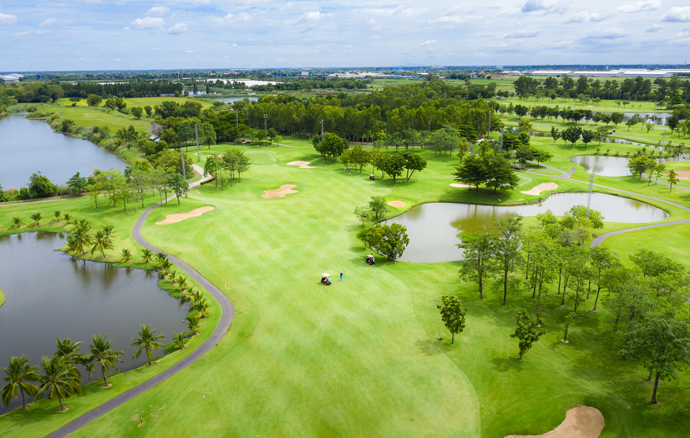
[505,406,605,438]
[521,182,558,196]
[673,170,690,180]
[388,201,406,207]
[287,161,315,169]
[263,184,298,199]
[156,206,215,225]
[450,183,472,188]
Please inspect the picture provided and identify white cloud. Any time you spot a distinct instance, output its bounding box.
[519,0,565,14]
[146,6,170,17]
[662,7,690,22]
[617,0,660,13]
[280,2,293,11]
[12,30,33,38]
[167,23,188,34]
[39,18,57,27]
[131,17,166,30]
[502,30,539,38]
[419,40,435,46]
[216,12,250,25]
[35,30,52,35]
[0,12,17,24]
[294,11,328,24]
[565,12,605,23]
[232,43,237,46]
[187,50,195,53]
[646,24,664,32]
[368,34,381,40]
[585,27,626,39]
[430,14,481,24]
[194,0,211,4]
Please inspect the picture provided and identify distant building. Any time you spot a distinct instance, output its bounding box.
[0,73,24,82]
[529,69,690,78]
[300,71,309,77]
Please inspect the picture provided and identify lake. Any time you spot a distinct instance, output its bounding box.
[383,193,668,263]
[0,232,188,413]
[212,97,259,104]
[0,113,126,189]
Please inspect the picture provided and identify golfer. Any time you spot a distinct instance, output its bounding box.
[340,272,343,281]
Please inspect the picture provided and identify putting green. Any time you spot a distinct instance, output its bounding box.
[244,150,277,165]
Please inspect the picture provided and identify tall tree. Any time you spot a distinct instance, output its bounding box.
[511,310,545,359]
[1,356,39,411]
[131,325,166,366]
[35,356,81,412]
[437,296,467,344]
[620,314,690,404]
[452,154,487,191]
[368,196,388,221]
[492,216,523,306]
[457,231,495,299]
[91,230,114,258]
[85,334,124,387]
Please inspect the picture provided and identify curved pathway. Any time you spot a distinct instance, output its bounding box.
[46,174,235,438]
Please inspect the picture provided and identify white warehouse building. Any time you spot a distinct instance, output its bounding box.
[529,69,690,78]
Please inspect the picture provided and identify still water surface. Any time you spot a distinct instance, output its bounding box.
[0,113,126,189]
[0,232,188,413]
[570,156,632,177]
[385,193,668,263]
[212,97,258,104]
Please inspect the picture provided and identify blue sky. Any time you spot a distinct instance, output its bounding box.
[1,0,689,71]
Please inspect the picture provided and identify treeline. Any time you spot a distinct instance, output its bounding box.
[0,81,184,103]
[251,78,371,91]
[514,75,690,103]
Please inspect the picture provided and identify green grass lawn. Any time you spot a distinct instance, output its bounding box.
[2,114,690,436]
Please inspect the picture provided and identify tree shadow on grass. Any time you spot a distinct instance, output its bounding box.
[491,356,524,372]
[415,338,443,356]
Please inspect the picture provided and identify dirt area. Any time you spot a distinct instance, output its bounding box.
[156,206,215,225]
[388,201,406,207]
[450,183,472,188]
[520,182,558,196]
[505,406,605,438]
[673,170,690,180]
[287,161,315,169]
[263,184,298,199]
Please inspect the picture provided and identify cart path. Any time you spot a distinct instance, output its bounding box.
[46,174,235,438]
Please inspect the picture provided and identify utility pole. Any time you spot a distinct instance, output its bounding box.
[321,119,324,139]
[586,173,594,218]
[180,148,186,180]
[235,109,239,127]
[195,124,200,162]
[487,111,491,139]
[500,130,504,152]
[264,113,267,138]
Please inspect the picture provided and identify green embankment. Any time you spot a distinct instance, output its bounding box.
[0,286,5,308]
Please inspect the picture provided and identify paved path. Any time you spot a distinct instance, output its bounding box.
[46,174,234,438]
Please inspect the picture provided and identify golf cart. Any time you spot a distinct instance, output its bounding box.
[369,174,376,180]
[321,273,332,285]
[366,255,376,265]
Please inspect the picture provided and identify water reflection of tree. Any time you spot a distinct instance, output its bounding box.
[450,205,518,234]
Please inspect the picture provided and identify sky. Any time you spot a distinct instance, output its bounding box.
[1,0,690,71]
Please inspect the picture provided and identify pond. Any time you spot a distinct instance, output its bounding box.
[383,193,668,263]
[212,97,258,104]
[0,232,188,413]
[570,155,632,177]
[0,113,126,190]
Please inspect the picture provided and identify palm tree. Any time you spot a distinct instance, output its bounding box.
[184,315,201,335]
[169,270,178,284]
[155,252,168,267]
[30,213,42,227]
[54,337,85,373]
[35,356,81,412]
[1,356,39,410]
[121,249,133,262]
[63,213,72,224]
[11,217,23,229]
[102,224,115,240]
[91,230,114,258]
[177,276,188,291]
[141,248,153,264]
[169,332,189,351]
[187,288,203,303]
[53,211,61,223]
[70,220,92,255]
[131,325,166,366]
[192,299,210,318]
[85,334,124,387]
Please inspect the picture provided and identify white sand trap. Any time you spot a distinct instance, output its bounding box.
[263,184,298,199]
[287,161,315,169]
[521,182,558,196]
[450,183,472,188]
[156,206,215,225]
[388,201,406,207]
[505,406,605,438]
